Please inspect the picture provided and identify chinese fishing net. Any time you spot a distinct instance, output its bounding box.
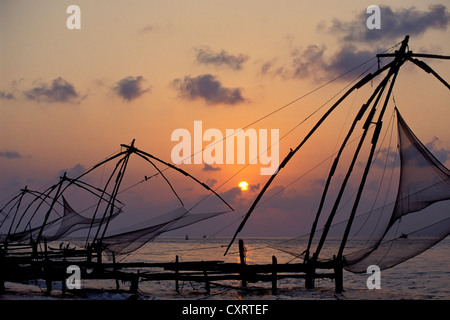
[342,109,450,272]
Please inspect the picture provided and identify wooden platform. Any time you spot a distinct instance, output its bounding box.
[0,239,344,297]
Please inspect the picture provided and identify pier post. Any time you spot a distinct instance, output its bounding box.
[130,271,139,293]
[272,255,278,295]
[61,249,67,297]
[305,255,316,290]
[239,239,247,288]
[175,255,180,293]
[96,245,102,267]
[86,243,92,264]
[203,270,210,294]
[334,255,344,293]
[42,239,52,295]
[112,252,120,290]
[0,244,5,294]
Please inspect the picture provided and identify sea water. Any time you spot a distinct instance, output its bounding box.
[1,237,449,300]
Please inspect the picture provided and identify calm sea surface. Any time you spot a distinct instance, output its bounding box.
[2,237,449,300]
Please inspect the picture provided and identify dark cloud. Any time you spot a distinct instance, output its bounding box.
[57,164,86,179]
[195,47,249,70]
[203,163,221,171]
[0,91,15,100]
[171,74,246,105]
[139,24,156,33]
[220,186,242,203]
[264,44,376,82]
[331,4,450,43]
[426,137,450,164]
[362,146,399,169]
[0,151,23,159]
[249,183,260,193]
[261,5,449,83]
[113,76,150,102]
[24,77,82,103]
[359,136,450,170]
[258,59,288,79]
[206,178,218,188]
[290,45,328,81]
[325,45,376,79]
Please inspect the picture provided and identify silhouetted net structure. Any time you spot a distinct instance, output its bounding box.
[343,109,450,272]
[224,37,449,275]
[267,109,450,273]
[0,143,233,259]
[101,206,228,257]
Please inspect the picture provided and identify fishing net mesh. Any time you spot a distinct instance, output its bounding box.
[342,109,450,272]
[268,109,450,273]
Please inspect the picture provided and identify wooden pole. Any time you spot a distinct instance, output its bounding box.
[272,255,277,295]
[0,244,5,294]
[203,270,210,294]
[305,257,315,289]
[130,271,139,293]
[334,255,343,294]
[44,239,52,295]
[239,239,247,288]
[175,255,179,293]
[61,249,67,297]
[112,252,120,290]
[96,243,102,274]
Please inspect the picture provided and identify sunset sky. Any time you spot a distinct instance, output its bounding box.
[1,1,449,240]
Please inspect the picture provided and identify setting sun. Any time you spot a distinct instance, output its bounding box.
[238,181,249,191]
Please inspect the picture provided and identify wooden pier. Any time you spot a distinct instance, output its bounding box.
[0,239,344,297]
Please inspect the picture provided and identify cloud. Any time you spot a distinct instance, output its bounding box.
[261,5,449,83]
[171,74,246,105]
[359,136,450,170]
[0,150,23,159]
[264,44,376,82]
[325,45,376,79]
[290,44,328,80]
[24,77,82,103]
[195,47,249,70]
[203,163,221,171]
[113,76,150,102]
[0,91,15,100]
[139,24,157,34]
[220,186,242,203]
[57,164,86,179]
[358,146,399,170]
[206,178,218,188]
[331,4,450,43]
[426,137,450,164]
[249,183,260,193]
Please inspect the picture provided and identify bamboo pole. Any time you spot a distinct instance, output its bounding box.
[334,256,343,294]
[175,255,179,293]
[203,270,210,294]
[239,239,247,288]
[272,256,277,295]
